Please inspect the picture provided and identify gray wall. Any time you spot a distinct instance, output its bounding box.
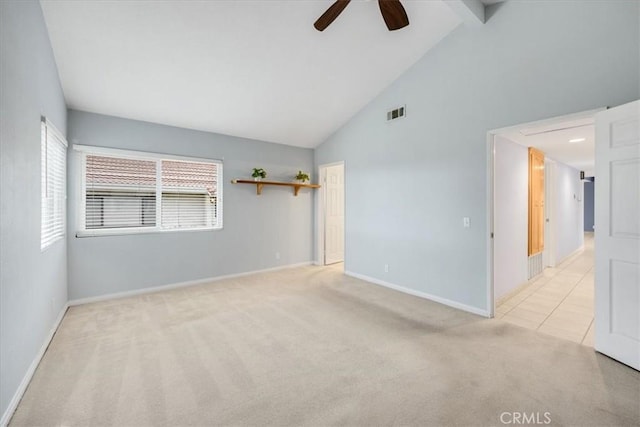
[554,161,584,263]
[0,0,68,420]
[67,110,314,300]
[315,0,639,312]
[584,180,595,232]
[493,136,528,300]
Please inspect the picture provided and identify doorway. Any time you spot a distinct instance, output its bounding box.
[317,162,345,266]
[488,108,601,346]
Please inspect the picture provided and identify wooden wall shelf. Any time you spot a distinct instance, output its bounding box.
[231,179,320,196]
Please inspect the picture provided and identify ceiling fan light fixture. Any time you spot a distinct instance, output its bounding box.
[313,0,351,32]
[378,0,409,31]
[314,0,409,32]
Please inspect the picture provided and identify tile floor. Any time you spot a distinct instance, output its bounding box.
[496,233,595,346]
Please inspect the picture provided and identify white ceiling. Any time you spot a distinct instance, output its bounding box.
[500,115,597,177]
[40,0,463,148]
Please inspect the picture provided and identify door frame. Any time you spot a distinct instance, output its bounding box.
[316,161,345,266]
[543,159,557,268]
[486,107,604,318]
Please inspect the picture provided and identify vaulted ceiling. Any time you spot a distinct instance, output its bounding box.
[40,1,492,148]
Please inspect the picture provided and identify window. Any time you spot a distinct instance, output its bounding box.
[161,160,218,229]
[85,155,157,229]
[41,117,67,250]
[77,146,222,236]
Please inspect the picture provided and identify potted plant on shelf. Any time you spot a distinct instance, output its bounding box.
[252,168,267,181]
[295,170,310,183]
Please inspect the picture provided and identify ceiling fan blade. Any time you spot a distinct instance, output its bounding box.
[314,0,351,32]
[378,0,409,31]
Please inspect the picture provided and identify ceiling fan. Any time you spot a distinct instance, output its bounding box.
[314,0,409,32]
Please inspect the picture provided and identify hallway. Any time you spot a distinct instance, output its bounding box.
[496,233,594,346]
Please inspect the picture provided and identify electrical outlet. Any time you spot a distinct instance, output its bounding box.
[384,264,389,273]
[463,217,470,228]
[275,252,280,260]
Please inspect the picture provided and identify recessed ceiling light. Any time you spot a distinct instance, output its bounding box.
[569,138,586,143]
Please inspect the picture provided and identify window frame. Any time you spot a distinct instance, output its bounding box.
[74,145,223,237]
[41,117,68,251]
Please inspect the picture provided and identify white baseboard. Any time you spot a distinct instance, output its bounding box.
[555,244,585,267]
[1,303,69,427]
[344,271,490,317]
[68,261,314,307]
[496,280,532,306]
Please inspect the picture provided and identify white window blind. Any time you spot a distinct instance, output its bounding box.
[161,160,218,229]
[78,147,222,236]
[41,118,67,250]
[85,155,157,229]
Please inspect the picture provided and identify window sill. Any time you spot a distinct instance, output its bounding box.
[75,226,223,238]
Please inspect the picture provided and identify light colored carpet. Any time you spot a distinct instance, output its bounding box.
[10,265,640,426]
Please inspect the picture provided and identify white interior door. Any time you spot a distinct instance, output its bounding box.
[594,100,640,370]
[324,164,344,265]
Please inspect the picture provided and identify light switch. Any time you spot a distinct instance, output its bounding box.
[463,217,470,228]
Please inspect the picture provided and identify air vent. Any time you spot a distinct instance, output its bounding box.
[387,105,406,122]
